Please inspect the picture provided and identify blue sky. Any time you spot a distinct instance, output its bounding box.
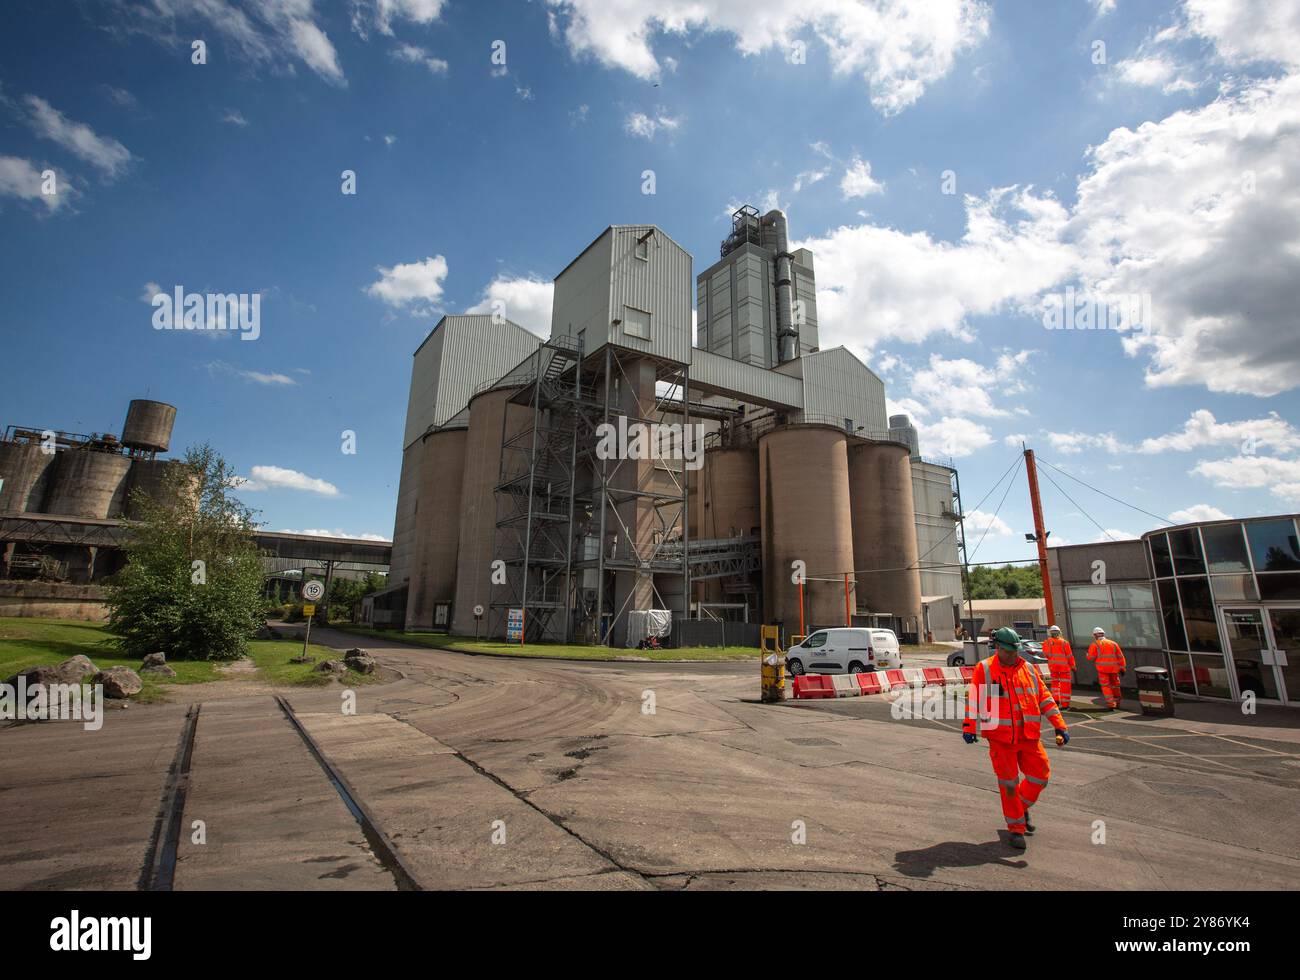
[2,0,1298,562]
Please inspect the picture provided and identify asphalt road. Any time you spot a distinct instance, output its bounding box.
[3,629,1298,891]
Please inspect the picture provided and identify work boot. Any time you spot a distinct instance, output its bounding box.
[1008,833,1027,850]
[1023,811,1035,835]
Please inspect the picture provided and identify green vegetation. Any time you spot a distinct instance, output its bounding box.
[966,563,1044,601]
[335,626,761,661]
[103,445,264,661]
[0,618,365,699]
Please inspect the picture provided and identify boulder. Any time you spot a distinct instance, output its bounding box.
[343,650,377,675]
[94,666,143,699]
[56,655,98,684]
[5,665,60,689]
[141,652,167,670]
[315,659,346,675]
[140,664,177,678]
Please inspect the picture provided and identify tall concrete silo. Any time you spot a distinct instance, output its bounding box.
[848,440,923,633]
[123,458,184,518]
[121,400,177,456]
[44,450,133,518]
[0,441,56,514]
[450,386,531,636]
[406,426,468,630]
[695,447,760,541]
[760,424,855,632]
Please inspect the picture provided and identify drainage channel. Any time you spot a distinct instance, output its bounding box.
[273,695,422,891]
[139,703,201,891]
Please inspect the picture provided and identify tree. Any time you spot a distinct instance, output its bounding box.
[104,444,265,660]
[966,564,1044,601]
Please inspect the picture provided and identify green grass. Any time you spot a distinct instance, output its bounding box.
[0,618,368,699]
[333,625,760,661]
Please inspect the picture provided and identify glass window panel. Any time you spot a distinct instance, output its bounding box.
[1209,574,1259,602]
[1169,653,1196,695]
[1157,579,1186,651]
[1257,572,1300,601]
[1202,523,1251,573]
[1150,533,1174,578]
[1171,528,1206,576]
[1068,609,1161,650]
[1188,654,1234,699]
[1066,585,1110,609]
[1110,584,1156,609]
[1177,576,1221,653]
[1246,518,1300,572]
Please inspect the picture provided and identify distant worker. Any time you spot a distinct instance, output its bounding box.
[962,626,1069,850]
[1042,624,1076,709]
[1087,626,1126,709]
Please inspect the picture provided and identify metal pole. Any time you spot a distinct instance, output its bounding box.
[682,368,691,635]
[799,581,805,636]
[520,347,543,647]
[954,467,975,639]
[844,572,851,627]
[1023,447,1056,627]
[302,609,312,659]
[595,345,611,645]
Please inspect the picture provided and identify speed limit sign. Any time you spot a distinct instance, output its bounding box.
[303,580,325,602]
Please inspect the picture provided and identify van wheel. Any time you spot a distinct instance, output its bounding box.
[787,659,805,676]
[848,661,865,674]
[951,656,964,667]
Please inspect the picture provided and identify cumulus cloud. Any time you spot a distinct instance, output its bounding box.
[1140,410,1300,454]
[237,465,340,496]
[467,276,554,337]
[545,0,990,114]
[351,0,446,38]
[391,43,449,74]
[1192,455,1300,505]
[624,110,681,139]
[364,255,449,314]
[22,96,132,179]
[914,416,993,458]
[1168,503,1231,523]
[278,527,390,541]
[964,508,1013,536]
[0,155,65,212]
[840,156,883,198]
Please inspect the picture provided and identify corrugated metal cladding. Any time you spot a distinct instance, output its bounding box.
[608,226,693,364]
[798,347,887,431]
[401,314,541,450]
[550,228,613,348]
[388,441,422,585]
[689,348,803,409]
[911,459,962,600]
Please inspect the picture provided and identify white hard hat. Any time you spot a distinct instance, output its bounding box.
[1048,624,1061,634]
[1093,626,1105,635]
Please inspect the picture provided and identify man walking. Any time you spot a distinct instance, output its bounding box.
[963,627,1069,850]
[1087,626,1127,709]
[1042,624,1075,709]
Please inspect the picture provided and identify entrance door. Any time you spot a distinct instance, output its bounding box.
[1264,608,1300,705]
[1221,606,1299,703]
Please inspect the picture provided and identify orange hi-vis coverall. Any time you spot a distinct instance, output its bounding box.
[1088,637,1127,708]
[1042,636,1076,708]
[963,656,1069,834]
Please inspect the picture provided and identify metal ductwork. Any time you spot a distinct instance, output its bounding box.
[762,210,798,364]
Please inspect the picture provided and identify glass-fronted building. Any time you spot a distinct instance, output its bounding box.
[1142,516,1300,705]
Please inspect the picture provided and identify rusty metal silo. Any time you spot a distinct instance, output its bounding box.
[848,440,923,633]
[406,426,468,630]
[759,424,855,631]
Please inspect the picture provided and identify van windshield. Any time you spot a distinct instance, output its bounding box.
[804,632,827,649]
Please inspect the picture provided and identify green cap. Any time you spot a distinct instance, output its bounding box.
[990,626,1022,652]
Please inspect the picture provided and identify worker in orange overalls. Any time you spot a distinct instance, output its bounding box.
[1087,626,1127,709]
[1042,624,1076,709]
[963,627,1069,850]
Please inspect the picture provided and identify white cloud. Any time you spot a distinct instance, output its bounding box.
[1192,455,1300,505]
[624,110,680,139]
[392,43,449,74]
[238,465,340,496]
[383,134,397,145]
[1140,410,1300,454]
[1094,528,1139,542]
[0,156,64,212]
[545,0,991,114]
[1184,0,1300,68]
[1044,431,1135,455]
[23,96,132,179]
[793,168,828,192]
[1114,55,1197,93]
[1168,503,1231,524]
[909,354,1011,418]
[915,416,993,458]
[140,282,162,302]
[964,508,1013,536]
[468,276,555,337]
[364,255,449,313]
[840,156,883,198]
[351,0,446,38]
[278,527,390,541]
[207,360,298,386]
[222,109,249,126]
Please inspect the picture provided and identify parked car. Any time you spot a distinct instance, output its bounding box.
[785,627,903,676]
[947,639,1047,668]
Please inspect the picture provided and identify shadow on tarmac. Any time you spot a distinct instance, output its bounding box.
[892,837,1028,879]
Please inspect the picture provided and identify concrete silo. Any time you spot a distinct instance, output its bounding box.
[848,440,923,635]
[121,400,177,456]
[450,386,532,637]
[760,424,855,632]
[0,441,56,514]
[406,426,468,630]
[44,450,133,519]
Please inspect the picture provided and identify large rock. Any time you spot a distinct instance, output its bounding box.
[94,666,143,699]
[343,649,377,675]
[141,652,167,670]
[56,655,98,684]
[141,664,177,678]
[315,659,346,675]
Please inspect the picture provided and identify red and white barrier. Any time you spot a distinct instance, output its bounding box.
[788,661,1048,700]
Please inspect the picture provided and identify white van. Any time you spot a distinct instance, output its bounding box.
[785,627,902,676]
